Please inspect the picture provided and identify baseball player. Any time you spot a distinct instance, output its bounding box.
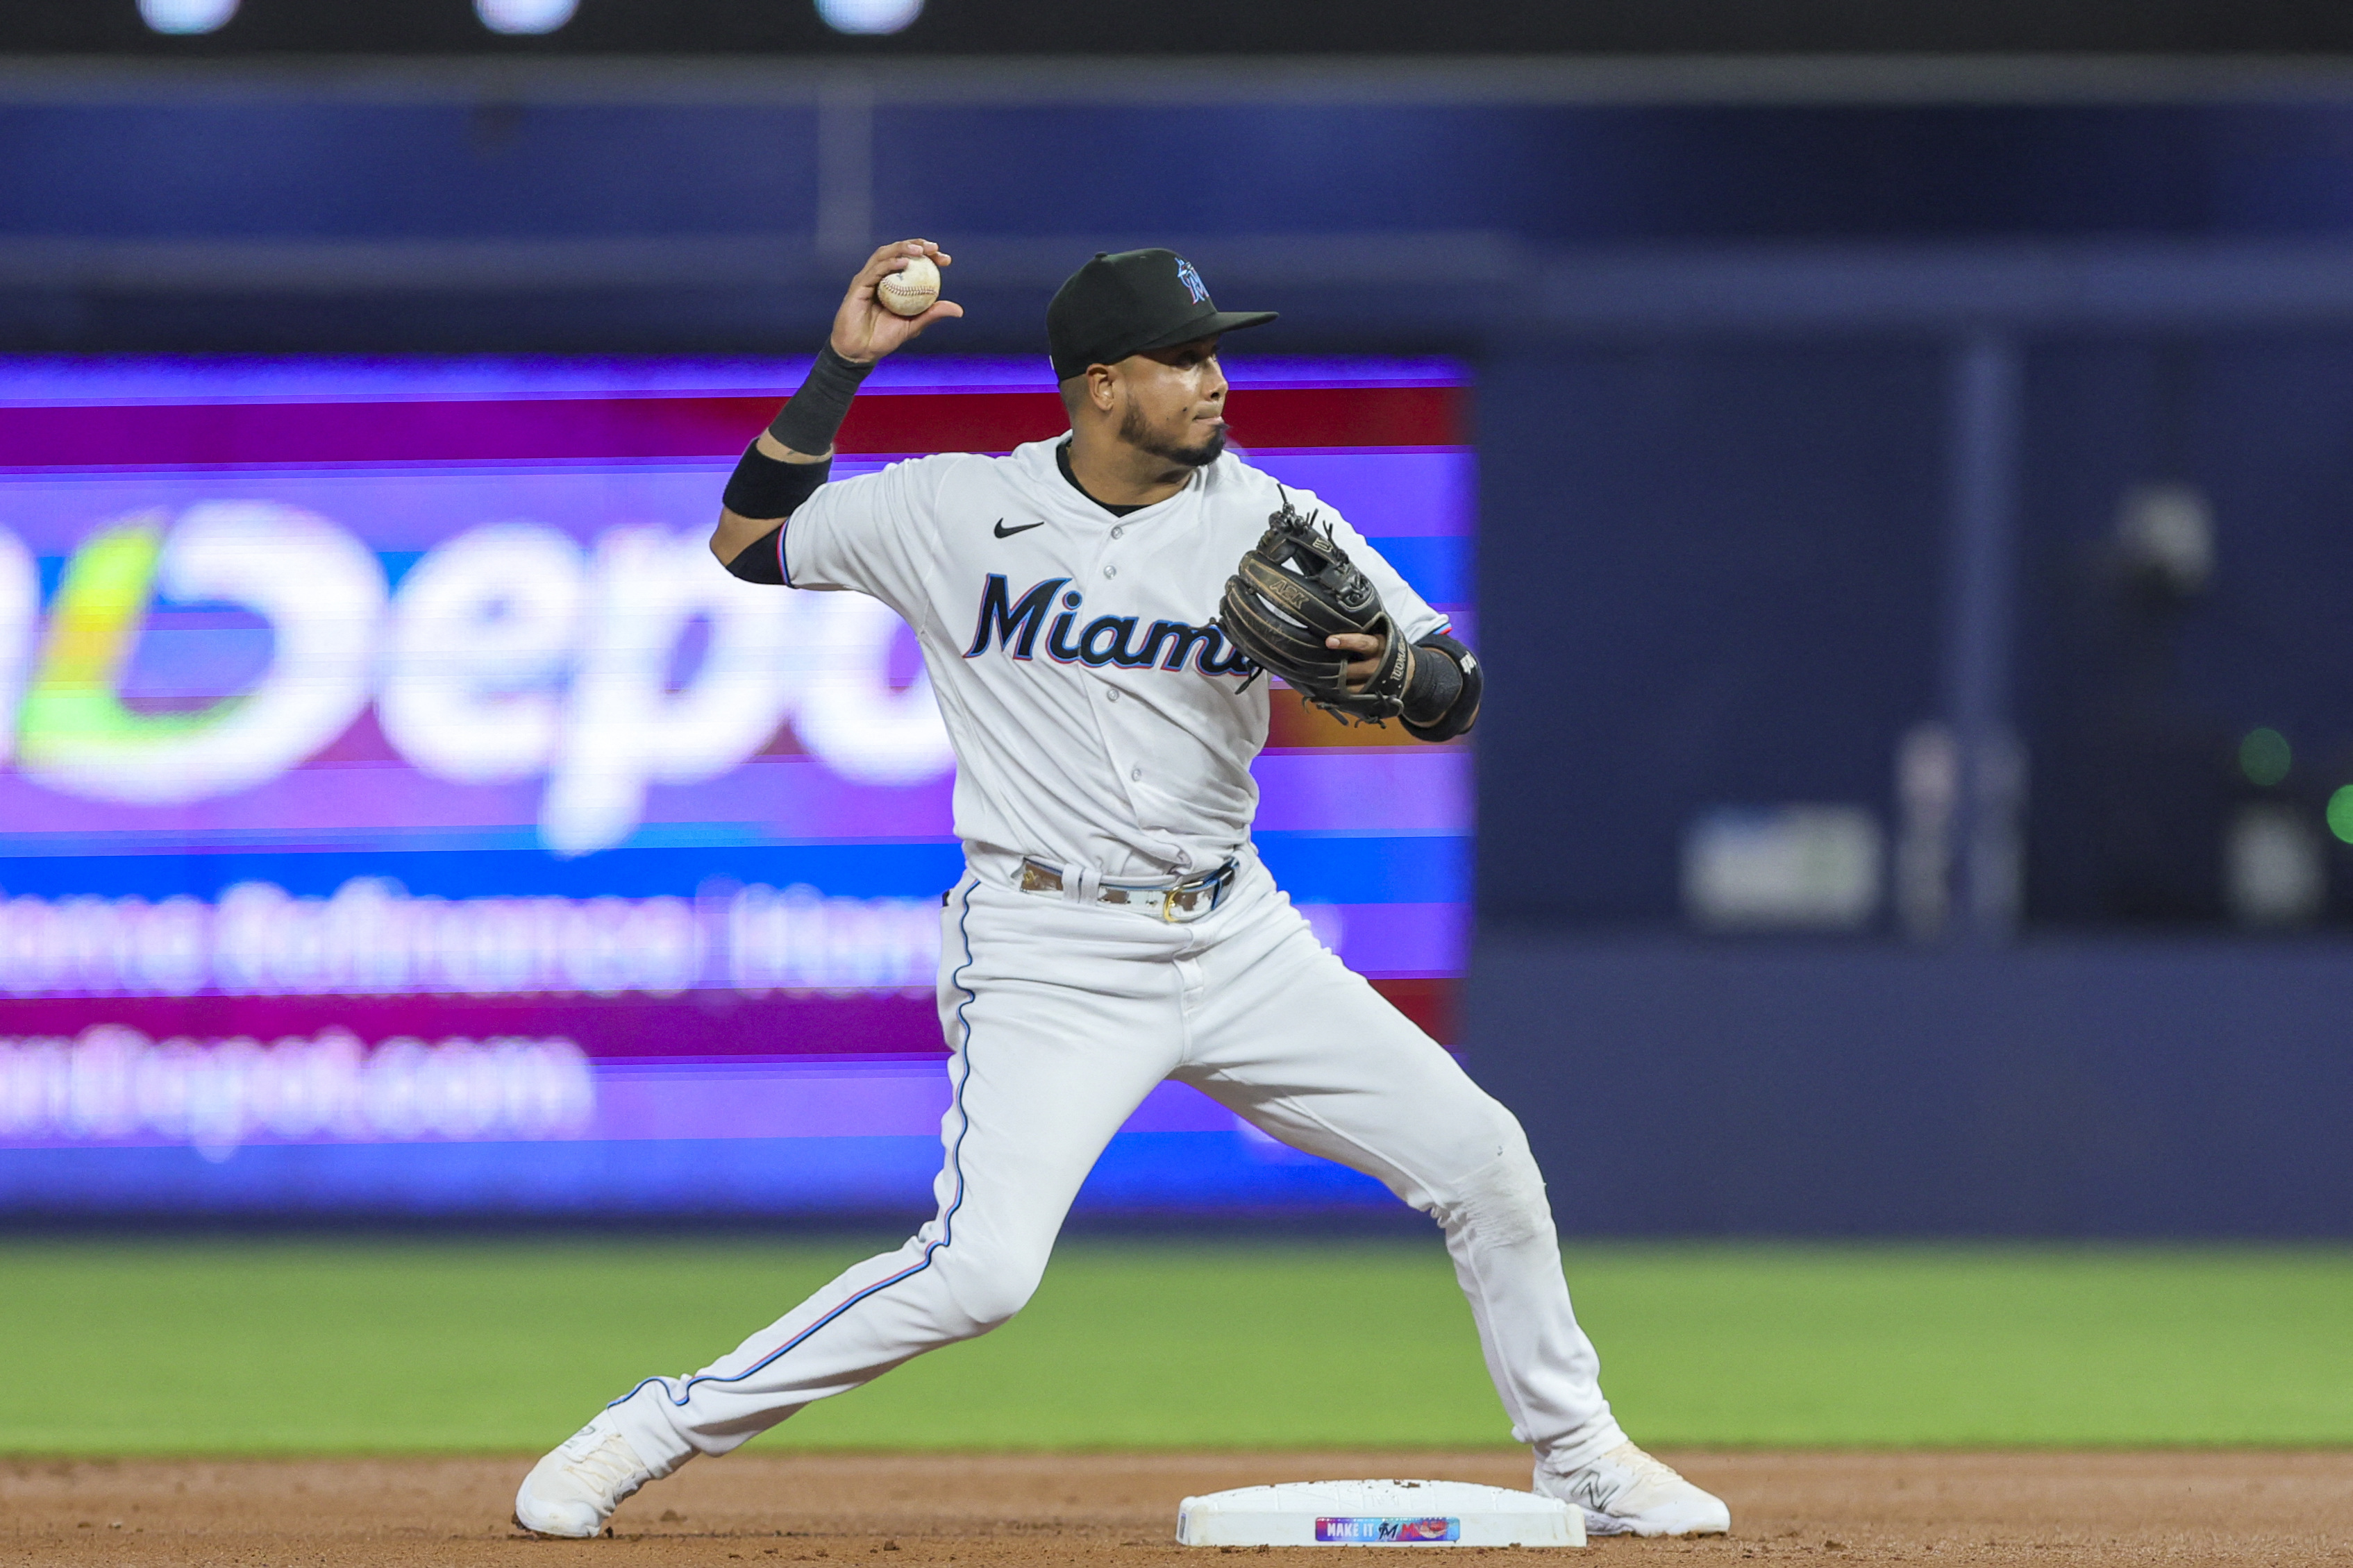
[513,240,1730,1541]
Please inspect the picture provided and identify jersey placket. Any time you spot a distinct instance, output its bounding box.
[1085,518,1157,838]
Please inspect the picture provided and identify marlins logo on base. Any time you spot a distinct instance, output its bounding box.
[1317,1516,1462,1543]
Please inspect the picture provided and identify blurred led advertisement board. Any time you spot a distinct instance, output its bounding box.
[0,356,1472,1217]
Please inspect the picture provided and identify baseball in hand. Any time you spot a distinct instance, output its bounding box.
[877,256,941,318]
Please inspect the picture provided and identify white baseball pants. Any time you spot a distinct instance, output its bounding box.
[608,852,1627,1473]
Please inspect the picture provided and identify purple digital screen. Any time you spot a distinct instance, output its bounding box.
[0,356,1473,1217]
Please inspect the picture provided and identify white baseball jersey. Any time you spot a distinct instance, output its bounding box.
[782,437,1450,879]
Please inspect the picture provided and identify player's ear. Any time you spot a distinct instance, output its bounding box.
[1087,362,1119,414]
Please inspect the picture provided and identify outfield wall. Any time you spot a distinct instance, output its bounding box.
[1471,935,2353,1238]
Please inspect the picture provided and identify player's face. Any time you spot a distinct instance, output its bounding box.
[1114,337,1228,469]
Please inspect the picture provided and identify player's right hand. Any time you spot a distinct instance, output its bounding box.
[830,239,963,364]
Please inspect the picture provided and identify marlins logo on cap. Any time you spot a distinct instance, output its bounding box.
[1175,258,1210,304]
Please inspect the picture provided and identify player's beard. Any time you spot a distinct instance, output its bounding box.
[1121,403,1228,469]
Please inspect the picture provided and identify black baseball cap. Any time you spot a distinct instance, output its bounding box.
[1046,249,1277,382]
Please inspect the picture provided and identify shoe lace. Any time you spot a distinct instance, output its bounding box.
[1559,1442,1684,1512]
[1607,1442,1686,1487]
[564,1433,648,1504]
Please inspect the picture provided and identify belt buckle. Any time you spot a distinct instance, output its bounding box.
[1159,867,1222,923]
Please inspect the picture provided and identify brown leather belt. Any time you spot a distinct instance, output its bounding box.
[1017,857,1237,923]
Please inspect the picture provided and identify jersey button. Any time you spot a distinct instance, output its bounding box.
[1130,767,1143,781]
[1103,565,1117,578]
[1105,689,1120,702]
[1110,526,1125,539]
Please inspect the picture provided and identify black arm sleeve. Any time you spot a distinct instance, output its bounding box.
[724,522,788,585]
[721,447,831,524]
[1400,631,1482,742]
[723,338,871,507]
[767,343,873,456]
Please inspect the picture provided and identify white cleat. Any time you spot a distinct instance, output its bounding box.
[513,1409,671,1538]
[1536,1440,1731,1537]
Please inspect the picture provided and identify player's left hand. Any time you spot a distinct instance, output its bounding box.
[1326,632,1412,693]
[830,239,964,364]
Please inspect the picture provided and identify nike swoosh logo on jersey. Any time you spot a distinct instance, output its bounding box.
[993,519,1046,538]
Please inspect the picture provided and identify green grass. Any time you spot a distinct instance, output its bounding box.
[0,1238,2347,1454]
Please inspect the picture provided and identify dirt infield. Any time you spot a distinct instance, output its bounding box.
[4,1451,2348,1567]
